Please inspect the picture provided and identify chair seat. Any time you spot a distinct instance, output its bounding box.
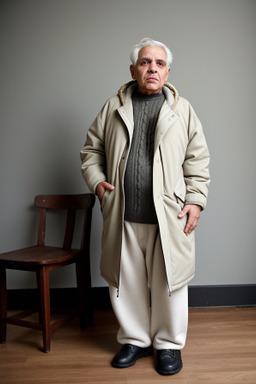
[0,246,80,267]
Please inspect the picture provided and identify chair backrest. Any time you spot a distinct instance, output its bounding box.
[34,194,95,250]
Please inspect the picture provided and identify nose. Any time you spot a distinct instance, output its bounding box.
[148,61,157,72]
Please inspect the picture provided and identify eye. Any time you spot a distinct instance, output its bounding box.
[157,62,164,67]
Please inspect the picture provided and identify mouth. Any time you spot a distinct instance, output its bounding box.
[146,77,158,82]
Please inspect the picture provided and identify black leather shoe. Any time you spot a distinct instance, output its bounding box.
[156,349,183,375]
[112,344,153,368]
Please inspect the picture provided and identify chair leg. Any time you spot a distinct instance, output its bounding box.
[36,271,42,323]
[38,267,51,353]
[0,268,7,344]
[84,253,94,326]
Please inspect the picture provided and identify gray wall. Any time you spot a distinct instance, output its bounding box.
[1,0,256,289]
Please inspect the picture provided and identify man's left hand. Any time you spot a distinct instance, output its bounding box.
[178,204,201,235]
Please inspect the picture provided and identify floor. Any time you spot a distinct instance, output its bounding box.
[0,307,256,384]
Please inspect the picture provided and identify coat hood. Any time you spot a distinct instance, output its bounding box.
[118,80,179,109]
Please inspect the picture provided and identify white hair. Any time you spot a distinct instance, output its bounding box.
[130,38,173,68]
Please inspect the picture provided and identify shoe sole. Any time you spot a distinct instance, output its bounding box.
[157,362,183,376]
[112,348,153,368]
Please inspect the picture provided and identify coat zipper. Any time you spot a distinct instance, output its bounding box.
[116,145,131,299]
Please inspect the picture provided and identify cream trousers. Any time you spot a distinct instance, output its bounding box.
[109,221,188,350]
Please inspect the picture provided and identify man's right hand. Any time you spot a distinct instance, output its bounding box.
[96,181,115,200]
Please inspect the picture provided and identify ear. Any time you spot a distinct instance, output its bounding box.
[165,67,170,81]
[130,65,136,80]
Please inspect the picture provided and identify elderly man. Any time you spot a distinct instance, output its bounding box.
[80,38,210,376]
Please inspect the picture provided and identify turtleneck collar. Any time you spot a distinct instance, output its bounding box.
[132,86,164,101]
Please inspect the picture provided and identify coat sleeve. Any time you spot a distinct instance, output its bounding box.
[80,106,107,194]
[183,103,210,210]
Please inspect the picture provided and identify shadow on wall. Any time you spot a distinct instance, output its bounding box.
[3,109,91,289]
[31,110,87,196]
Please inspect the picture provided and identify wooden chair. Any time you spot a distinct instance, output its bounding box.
[0,193,95,352]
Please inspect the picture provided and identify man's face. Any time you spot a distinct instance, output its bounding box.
[130,45,170,95]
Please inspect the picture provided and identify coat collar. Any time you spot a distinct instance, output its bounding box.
[117,81,179,110]
[117,81,179,145]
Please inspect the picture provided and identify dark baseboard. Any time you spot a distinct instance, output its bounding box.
[6,285,256,310]
[188,285,256,307]
[6,286,111,311]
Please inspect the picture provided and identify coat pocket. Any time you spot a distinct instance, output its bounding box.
[100,189,110,211]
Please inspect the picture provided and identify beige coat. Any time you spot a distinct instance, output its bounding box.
[80,81,210,293]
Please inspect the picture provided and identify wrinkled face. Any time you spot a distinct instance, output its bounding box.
[130,45,170,95]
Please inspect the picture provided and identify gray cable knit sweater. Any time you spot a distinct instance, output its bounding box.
[124,89,165,224]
